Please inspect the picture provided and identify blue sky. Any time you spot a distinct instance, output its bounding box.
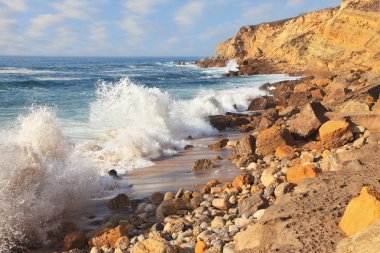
[0,0,341,56]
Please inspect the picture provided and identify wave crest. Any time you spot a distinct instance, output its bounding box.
[0,107,99,251]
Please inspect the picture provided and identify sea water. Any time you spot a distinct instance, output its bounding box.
[0,56,297,250]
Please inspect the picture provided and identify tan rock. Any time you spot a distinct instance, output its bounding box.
[339,187,380,237]
[89,225,128,248]
[233,134,256,156]
[288,102,328,138]
[256,126,294,156]
[208,139,229,151]
[192,159,215,172]
[260,167,277,187]
[132,233,176,253]
[339,101,370,113]
[372,103,380,112]
[319,120,353,148]
[212,198,230,211]
[336,221,380,253]
[286,164,319,185]
[275,145,295,159]
[350,114,380,133]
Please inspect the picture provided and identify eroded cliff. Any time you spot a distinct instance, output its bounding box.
[213,0,380,75]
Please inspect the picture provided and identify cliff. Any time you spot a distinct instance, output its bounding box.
[212,0,380,75]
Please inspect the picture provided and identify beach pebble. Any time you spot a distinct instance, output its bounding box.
[211,216,225,229]
[253,209,266,220]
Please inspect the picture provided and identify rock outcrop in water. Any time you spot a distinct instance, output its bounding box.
[198,0,380,76]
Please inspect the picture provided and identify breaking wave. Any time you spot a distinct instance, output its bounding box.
[84,77,266,171]
[0,107,99,251]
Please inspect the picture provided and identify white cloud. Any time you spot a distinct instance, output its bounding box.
[52,0,97,20]
[45,26,78,52]
[89,24,108,44]
[27,0,97,38]
[174,1,205,29]
[0,0,27,12]
[27,14,62,38]
[121,0,169,45]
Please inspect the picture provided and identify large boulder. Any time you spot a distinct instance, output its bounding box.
[286,164,319,185]
[233,135,256,156]
[88,225,128,248]
[238,194,267,217]
[350,113,380,133]
[132,232,176,253]
[107,194,130,210]
[208,138,229,151]
[256,126,294,156]
[336,221,380,253]
[248,97,274,111]
[339,187,380,237]
[319,120,353,148]
[339,101,370,113]
[192,159,215,172]
[288,102,328,138]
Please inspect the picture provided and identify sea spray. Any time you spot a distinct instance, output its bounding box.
[0,107,99,251]
[85,77,266,171]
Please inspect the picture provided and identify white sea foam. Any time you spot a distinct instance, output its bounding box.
[0,67,57,75]
[83,77,267,172]
[0,107,99,251]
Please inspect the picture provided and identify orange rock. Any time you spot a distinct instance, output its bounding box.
[311,89,325,99]
[256,126,294,156]
[339,187,380,236]
[88,225,128,248]
[286,164,319,185]
[275,145,295,159]
[294,83,311,93]
[312,78,330,88]
[195,241,208,253]
[232,173,253,191]
[207,179,221,187]
[319,120,353,148]
[115,236,130,249]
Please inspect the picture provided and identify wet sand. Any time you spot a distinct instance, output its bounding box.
[62,131,243,234]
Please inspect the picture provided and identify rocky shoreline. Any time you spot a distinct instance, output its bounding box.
[51,67,380,253]
[31,0,380,252]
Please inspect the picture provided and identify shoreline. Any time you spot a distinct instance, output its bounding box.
[50,71,380,253]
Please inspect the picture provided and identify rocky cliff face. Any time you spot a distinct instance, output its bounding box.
[214,0,380,75]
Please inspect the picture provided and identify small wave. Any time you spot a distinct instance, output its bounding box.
[0,68,57,75]
[0,107,100,251]
[34,77,85,81]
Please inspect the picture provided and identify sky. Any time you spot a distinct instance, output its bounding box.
[0,0,341,57]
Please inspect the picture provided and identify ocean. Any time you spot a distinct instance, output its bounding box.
[0,56,296,250]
